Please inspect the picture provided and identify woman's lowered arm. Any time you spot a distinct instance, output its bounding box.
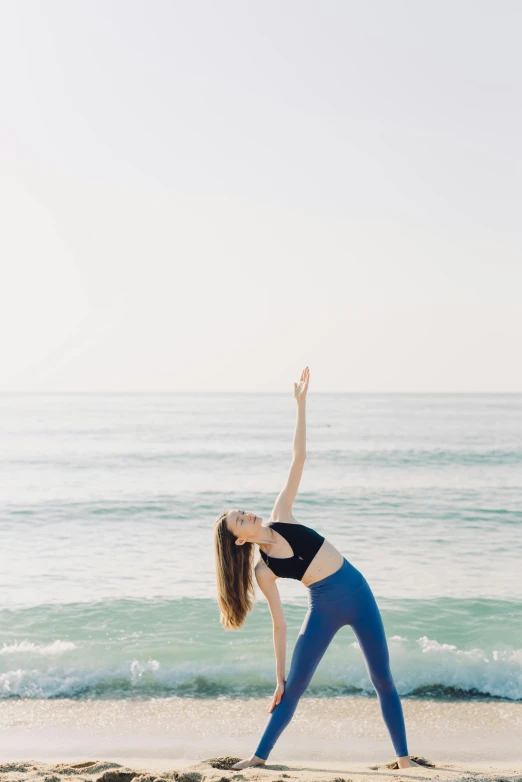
[255,564,287,712]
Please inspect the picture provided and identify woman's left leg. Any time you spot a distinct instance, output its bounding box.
[348,580,409,758]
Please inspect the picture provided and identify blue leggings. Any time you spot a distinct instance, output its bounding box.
[254,557,409,760]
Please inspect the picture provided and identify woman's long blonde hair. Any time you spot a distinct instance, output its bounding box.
[213,510,256,630]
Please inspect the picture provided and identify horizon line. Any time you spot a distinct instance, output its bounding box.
[1,390,521,395]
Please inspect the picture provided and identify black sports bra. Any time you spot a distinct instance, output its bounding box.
[258,521,325,581]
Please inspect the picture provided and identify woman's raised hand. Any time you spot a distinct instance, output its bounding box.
[293,366,310,402]
[268,681,285,713]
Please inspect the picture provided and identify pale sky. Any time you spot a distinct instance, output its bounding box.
[1,0,521,392]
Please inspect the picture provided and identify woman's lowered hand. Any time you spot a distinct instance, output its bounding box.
[268,680,285,712]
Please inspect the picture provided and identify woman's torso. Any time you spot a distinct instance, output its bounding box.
[259,512,344,587]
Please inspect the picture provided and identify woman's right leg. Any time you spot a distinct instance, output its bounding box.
[349,580,409,758]
[253,605,341,761]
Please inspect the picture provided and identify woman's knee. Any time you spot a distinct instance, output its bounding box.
[369,667,396,695]
[283,673,310,704]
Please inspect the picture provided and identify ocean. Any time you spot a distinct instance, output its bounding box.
[1,392,521,707]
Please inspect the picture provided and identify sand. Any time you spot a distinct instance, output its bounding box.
[0,756,521,782]
[1,698,521,782]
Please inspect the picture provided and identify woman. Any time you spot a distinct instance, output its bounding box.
[213,366,420,770]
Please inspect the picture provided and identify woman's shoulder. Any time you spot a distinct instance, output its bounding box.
[268,513,301,525]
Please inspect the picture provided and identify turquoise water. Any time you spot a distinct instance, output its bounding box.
[1,393,521,701]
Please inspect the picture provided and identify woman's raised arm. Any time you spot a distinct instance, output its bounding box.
[292,365,310,457]
[271,367,310,516]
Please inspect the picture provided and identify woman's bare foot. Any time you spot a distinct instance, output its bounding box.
[397,756,422,768]
[231,755,267,770]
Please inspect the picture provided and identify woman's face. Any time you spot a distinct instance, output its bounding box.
[226,509,263,540]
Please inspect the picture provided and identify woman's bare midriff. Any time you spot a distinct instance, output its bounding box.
[301,538,344,586]
[264,516,345,587]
